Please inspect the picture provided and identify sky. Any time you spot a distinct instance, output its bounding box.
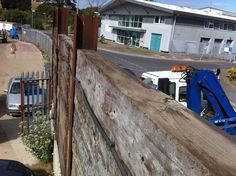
[156,0,236,12]
[78,0,236,12]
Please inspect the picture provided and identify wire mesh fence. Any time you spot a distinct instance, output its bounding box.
[21,28,52,61]
[170,40,236,62]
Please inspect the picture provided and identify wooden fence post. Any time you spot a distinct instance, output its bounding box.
[65,14,100,176]
[52,7,69,137]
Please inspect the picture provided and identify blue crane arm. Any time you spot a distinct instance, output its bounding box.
[186,69,236,135]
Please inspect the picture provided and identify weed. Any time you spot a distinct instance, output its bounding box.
[21,116,52,163]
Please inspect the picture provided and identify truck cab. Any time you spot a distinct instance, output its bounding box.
[141,67,187,106]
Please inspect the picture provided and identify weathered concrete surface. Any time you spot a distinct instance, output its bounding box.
[74,49,236,175]
[0,40,43,165]
[55,35,236,175]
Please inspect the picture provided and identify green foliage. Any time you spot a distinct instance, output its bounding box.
[227,67,236,81]
[34,3,55,30]
[1,0,31,10]
[68,10,76,33]
[80,7,98,16]
[21,117,52,163]
[0,9,31,24]
[0,3,55,30]
[36,3,54,17]
[44,0,76,8]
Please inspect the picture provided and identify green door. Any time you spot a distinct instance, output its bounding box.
[150,34,162,51]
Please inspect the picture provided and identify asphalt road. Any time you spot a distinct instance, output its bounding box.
[98,49,236,77]
[98,49,236,104]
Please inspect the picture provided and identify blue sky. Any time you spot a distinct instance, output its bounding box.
[78,0,236,12]
[157,0,236,12]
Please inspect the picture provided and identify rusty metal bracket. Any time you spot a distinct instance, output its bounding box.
[75,15,100,50]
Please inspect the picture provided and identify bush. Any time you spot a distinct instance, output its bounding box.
[21,117,52,162]
[227,67,236,81]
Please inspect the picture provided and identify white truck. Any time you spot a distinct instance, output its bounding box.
[0,21,16,43]
[0,21,15,31]
[140,65,216,109]
[141,66,188,106]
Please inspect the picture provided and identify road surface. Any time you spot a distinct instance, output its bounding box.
[98,49,236,104]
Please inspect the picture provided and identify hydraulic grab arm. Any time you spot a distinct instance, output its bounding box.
[185,67,236,135]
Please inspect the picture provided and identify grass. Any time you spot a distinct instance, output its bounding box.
[98,40,160,56]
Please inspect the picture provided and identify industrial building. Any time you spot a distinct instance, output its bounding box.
[100,0,236,57]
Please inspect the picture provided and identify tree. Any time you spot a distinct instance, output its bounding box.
[80,6,98,15]
[1,0,31,10]
[0,9,31,24]
[44,0,76,8]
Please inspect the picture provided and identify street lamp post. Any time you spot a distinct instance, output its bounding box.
[76,0,79,14]
[32,10,35,28]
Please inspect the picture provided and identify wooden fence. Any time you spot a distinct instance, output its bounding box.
[52,7,236,176]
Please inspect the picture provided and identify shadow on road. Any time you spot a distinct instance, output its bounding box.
[0,94,7,117]
[0,93,21,144]
[0,117,20,144]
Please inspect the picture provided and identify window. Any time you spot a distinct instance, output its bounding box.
[204,20,235,31]
[226,40,233,47]
[118,16,143,28]
[117,29,141,47]
[10,82,20,94]
[204,20,214,28]
[214,21,220,29]
[154,16,166,24]
[228,24,236,31]
[204,20,209,28]
[200,37,210,43]
[160,16,166,23]
[209,21,214,28]
[224,24,228,30]
[154,16,159,23]
[214,39,223,43]
[142,78,157,89]
[179,86,187,102]
[219,22,224,30]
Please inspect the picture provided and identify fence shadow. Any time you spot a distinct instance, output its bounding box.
[0,94,21,144]
[0,117,20,144]
[0,94,7,118]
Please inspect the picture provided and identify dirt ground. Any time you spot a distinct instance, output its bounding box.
[0,40,51,173]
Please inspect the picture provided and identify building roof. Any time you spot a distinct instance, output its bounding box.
[100,0,236,22]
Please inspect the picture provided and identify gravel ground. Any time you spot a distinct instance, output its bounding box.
[0,40,45,165]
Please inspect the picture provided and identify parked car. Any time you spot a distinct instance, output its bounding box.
[4,77,43,116]
[0,159,34,176]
